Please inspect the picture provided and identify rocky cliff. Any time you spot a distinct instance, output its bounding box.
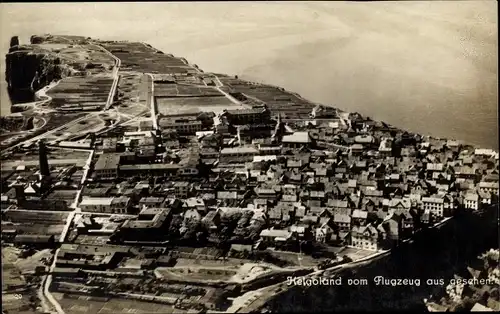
[425,248,499,311]
[261,206,498,312]
[5,36,70,103]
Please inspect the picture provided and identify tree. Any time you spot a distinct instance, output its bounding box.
[341,255,353,263]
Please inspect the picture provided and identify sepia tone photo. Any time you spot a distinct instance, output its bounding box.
[1,1,498,313]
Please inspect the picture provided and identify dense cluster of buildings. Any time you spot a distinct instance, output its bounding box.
[73,104,498,253]
[2,35,498,313]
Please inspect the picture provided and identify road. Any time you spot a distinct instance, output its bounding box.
[231,217,457,313]
[145,73,158,130]
[1,44,120,153]
[228,249,390,313]
[212,75,248,106]
[1,113,94,154]
[38,148,96,314]
[92,43,121,111]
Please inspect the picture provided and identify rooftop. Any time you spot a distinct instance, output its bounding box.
[95,153,120,171]
[282,132,311,144]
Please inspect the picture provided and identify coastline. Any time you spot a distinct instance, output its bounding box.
[2,32,498,313]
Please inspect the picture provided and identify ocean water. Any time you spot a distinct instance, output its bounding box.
[1,1,497,149]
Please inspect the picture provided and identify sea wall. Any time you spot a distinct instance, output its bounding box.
[264,206,498,312]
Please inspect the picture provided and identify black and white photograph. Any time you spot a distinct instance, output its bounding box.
[0,1,498,313]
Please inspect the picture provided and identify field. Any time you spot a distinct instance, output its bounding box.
[219,79,315,119]
[156,96,245,115]
[112,73,151,120]
[47,76,114,109]
[55,293,185,314]
[152,74,206,86]
[1,147,90,170]
[101,41,197,74]
[154,83,222,97]
[174,257,248,268]
[156,266,238,282]
[0,113,86,150]
[37,43,115,75]
[38,114,105,143]
[1,247,52,313]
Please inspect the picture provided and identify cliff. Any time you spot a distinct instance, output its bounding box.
[261,206,498,312]
[425,248,500,311]
[5,36,71,103]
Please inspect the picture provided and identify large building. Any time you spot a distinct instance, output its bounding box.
[93,153,120,180]
[220,146,259,163]
[421,197,445,218]
[79,196,131,213]
[350,224,379,251]
[222,106,270,125]
[282,132,313,149]
[159,116,202,135]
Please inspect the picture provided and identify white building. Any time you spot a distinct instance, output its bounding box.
[464,193,479,210]
[350,224,379,251]
[421,197,445,218]
[79,196,130,213]
[478,181,499,196]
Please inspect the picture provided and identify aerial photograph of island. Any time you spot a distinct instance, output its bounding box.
[0,1,498,313]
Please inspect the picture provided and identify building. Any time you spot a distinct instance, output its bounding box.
[102,137,118,152]
[351,209,368,226]
[350,144,364,155]
[421,197,445,218]
[464,193,479,210]
[159,116,202,135]
[237,123,275,140]
[94,153,120,180]
[282,132,313,149]
[315,223,334,243]
[478,181,499,196]
[13,234,55,248]
[79,196,130,213]
[333,213,351,232]
[379,138,392,156]
[309,105,337,119]
[259,229,295,245]
[174,181,190,198]
[220,147,259,163]
[139,197,165,209]
[118,164,180,178]
[350,224,379,251]
[222,106,270,125]
[114,208,172,241]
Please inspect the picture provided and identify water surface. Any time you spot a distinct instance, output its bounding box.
[1,1,497,148]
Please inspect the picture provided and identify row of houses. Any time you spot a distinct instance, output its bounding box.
[82,105,498,253]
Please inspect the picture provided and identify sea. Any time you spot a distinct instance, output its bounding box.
[1,1,497,149]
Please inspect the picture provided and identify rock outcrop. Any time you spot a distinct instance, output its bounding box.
[5,35,71,103]
[261,206,498,312]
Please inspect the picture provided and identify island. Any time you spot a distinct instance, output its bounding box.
[2,34,498,314]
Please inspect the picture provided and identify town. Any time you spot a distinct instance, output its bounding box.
[2,34,499,314]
